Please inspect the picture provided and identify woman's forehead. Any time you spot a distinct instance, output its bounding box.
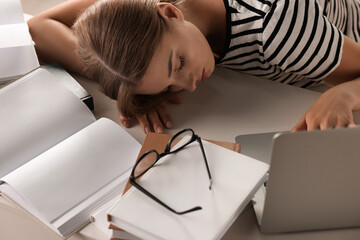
[135,36,174,94]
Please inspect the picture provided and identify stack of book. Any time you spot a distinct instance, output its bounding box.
[102,133,269,240]
[0,0,93,109]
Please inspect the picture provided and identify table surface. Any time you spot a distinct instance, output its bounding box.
[2,66,360,240]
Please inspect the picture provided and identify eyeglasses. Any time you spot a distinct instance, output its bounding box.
[129,128,212,215]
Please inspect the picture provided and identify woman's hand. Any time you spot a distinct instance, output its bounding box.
[292,82,358,131]
[120,95,183,134]
[292,36,360,131]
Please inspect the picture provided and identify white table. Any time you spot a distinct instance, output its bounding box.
[2,67,360,240]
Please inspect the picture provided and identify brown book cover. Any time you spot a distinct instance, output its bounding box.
[108,132,240,239]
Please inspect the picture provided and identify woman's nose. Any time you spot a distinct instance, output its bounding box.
[175,73,196,92]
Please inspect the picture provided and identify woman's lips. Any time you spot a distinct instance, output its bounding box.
[200,68,205,83]
[195,68,206,87]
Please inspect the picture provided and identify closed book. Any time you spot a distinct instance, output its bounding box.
[107,135,269,240]
[91,132,241,239]
[0,0,94,110]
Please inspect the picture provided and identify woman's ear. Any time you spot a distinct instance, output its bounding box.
[156,3,184,21]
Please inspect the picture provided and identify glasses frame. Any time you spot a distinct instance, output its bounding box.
[129,128,212,215]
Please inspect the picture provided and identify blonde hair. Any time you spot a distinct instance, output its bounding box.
[73,0,183,117]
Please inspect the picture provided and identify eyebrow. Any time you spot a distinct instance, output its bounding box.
[168,50,173,78]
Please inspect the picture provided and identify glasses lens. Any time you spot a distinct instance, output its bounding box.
[134,151,158,178]
[169,130,194,151]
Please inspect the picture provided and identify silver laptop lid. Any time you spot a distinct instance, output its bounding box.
[261,127,360,233]
[235,131,286,164]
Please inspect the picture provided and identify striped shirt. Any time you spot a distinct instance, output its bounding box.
[216,0,360,88]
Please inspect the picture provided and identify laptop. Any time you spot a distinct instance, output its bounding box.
[235,127,360,233]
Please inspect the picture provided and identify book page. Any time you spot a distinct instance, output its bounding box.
[0,68,95,178]
[2,118,141,224]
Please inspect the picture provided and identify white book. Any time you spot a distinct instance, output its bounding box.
[91,197,140,240]
[0,0,39,83]
[108,137,269,240]
[0,67,141,238]
[0,0,94,109]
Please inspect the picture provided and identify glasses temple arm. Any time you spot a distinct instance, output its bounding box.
[197,137,213,190]
[130,179,202,215]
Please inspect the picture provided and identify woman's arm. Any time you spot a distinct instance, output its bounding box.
[28,0,98,75]
[292,36,360,131]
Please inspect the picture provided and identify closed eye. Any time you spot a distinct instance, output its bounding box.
[176,56,185,72]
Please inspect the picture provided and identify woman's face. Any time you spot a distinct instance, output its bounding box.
[135,16,215,95]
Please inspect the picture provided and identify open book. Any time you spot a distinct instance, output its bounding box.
[0,67,141,238]
[0,0,93,109]
[107,135,269,240]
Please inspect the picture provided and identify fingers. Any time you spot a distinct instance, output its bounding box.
[348,122,358,128]
[120,95,179,134]
[168,95,183,105]
[334,117,351,129]
[156,103,174,129]
[318,114,356,130]
[119,115,131,128]
[120,113,154,134]
[133,104,174,134]
[147,110,165,134]
[291,115,307,132]
[136,113,152,134]
[292,113,357,132]
[292,113,325,132]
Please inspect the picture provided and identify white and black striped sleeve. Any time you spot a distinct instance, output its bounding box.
[261,0,344,80]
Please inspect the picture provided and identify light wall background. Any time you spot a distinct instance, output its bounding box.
[21,0,66,15]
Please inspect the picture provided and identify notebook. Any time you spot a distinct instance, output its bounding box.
[107,137,269,240]
[235,128,360,233]
[106,132,242,239]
